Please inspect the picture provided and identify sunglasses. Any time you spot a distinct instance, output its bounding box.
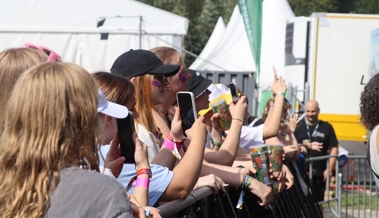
[152,75,167,88]
[25,43,61,62]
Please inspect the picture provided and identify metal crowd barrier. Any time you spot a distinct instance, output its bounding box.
[158,161,322,218]
[308,154,379,218]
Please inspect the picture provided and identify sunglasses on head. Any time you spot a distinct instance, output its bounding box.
[25,43,61,62]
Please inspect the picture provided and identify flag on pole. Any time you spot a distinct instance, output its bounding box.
[238,0,262,83]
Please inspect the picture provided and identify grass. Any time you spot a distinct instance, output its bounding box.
[324,191,379,211]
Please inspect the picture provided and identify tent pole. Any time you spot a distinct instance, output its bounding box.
[139,16,142,49]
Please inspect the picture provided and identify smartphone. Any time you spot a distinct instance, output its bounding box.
[176,92,197,136]
[229,83,239,104]
[116,111,135,164]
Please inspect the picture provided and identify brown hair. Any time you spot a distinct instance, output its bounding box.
[92,72,135,106]
[0,62,101,217]
[261,98,291,121]
[360,73,379,130]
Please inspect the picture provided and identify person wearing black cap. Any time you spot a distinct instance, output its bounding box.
[187,69,212,111]
[106,49,227,207]
[110,49,180,80]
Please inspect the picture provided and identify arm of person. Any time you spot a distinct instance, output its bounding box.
[203,97,247,166]
[158,116,207,201]
[204,115,244,166]
[200,161,274,206]
[329,145,338,171]
[131,133,151,206]
[236,146,250,157]
[151,107,186,170]
[262,70,287,139]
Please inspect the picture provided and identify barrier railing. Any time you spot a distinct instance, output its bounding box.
[308,154,379,218]
[158,160,322,218]
[157,186,241,218]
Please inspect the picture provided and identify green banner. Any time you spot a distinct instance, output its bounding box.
[238,0,262,84]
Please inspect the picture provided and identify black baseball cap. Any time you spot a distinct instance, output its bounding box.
[110,49,180,78]
[187,69,213,98]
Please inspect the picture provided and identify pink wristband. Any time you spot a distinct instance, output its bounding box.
[135,178,150,188]
[163,138,175,150]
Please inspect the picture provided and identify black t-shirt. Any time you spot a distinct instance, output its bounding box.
[294,119,339,176]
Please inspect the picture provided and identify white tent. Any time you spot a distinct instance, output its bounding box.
[0,0,188,72]
[190,7,255,72]
[190,0,294,90]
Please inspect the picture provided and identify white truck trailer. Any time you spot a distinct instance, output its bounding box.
[284,13,379,142]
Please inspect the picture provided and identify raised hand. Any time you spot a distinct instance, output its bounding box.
[185,116,206,143]
[271,67,287,95]
[169,106,185,141]
[287,114,299,132]
[229,96,247,123]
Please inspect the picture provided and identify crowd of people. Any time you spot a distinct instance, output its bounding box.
[0,43,347,218]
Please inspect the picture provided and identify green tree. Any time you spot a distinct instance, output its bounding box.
[288,0,379,16]
[356,0,379,14]
[287,0,339,16]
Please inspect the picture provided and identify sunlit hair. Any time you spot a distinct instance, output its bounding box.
[92,71,135,106]
[360,73,379,130]
[261,98,291,121]
[150,46,179,65]
[0,48,47,132]
[134,74,159,134]
[150,46,182,115]
[0,62,102,218]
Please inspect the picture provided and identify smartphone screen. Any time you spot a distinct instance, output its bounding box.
[229,83,239,104]
[116,111,135,164]
[176,92,197,136]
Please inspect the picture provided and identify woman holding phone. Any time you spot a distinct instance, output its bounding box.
[106,50,226,206]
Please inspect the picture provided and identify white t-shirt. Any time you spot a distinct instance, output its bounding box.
[136,123,161,163]
[369,124,379,187]
[99,144,173,207]
[225,124,264,151]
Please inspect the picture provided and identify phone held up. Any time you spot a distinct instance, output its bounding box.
[176,91,197,137]
[229,83,239,104]
[116,111,136,164]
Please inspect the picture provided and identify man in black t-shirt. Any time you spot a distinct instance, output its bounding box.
[294,100,338,212]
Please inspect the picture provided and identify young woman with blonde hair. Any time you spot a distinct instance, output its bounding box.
[0,62,132,217]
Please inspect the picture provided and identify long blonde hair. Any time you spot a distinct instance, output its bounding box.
[0,62,102,218]
[0,48,47,132]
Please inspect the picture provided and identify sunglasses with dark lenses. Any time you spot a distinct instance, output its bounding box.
[25,43,61,62]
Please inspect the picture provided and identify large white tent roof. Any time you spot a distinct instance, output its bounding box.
[190,6,255,72]
[0,0,188,72]
[190,0,295,89]
[0,0,188,34]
